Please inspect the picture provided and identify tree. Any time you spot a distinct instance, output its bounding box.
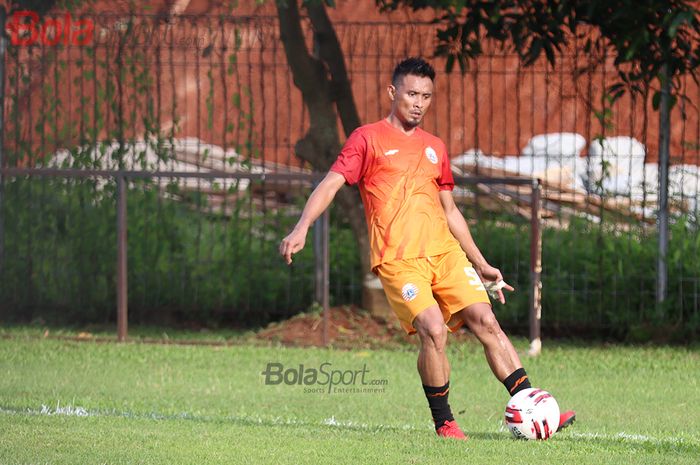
[274,0,371,283]
[379,1,699,93]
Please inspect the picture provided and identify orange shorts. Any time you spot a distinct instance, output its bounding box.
[375,249,491,335]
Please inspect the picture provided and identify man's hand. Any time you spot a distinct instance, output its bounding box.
[279,226,308,265]
[474,263,515,304]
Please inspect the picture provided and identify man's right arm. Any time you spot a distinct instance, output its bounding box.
[279,171,347,264]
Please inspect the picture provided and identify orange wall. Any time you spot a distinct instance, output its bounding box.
[6,1,698,167]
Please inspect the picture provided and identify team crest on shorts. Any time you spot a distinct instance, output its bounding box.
[401,283,419,302]
[424,146,438,164]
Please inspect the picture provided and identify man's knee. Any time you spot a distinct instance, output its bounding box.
[415,310,448,350]
[477,311,503,336]
[462,305,503,336]
[418,321,447,340]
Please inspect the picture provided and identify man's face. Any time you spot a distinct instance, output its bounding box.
[388,73,434,128]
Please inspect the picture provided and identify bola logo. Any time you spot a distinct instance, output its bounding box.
[6,11,94,47]
[401,283,419,302]
[424,146,438,164]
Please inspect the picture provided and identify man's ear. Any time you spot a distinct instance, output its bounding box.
[387,84,396,102]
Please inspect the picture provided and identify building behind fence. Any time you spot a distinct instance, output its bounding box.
[0,8,698,338]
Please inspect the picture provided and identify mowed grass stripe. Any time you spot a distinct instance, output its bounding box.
[2,404,699,450]
[0,404,424,433]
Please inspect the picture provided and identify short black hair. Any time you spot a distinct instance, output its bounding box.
[391,57,436,87]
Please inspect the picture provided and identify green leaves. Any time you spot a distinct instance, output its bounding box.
[667,10,694,37]
[383,0,700,106]
[651,89,678,110]
[301,0,336,7]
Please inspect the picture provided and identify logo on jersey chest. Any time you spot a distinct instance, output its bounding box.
[424,146,438,164]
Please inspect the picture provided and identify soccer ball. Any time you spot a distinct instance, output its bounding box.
[504,388,560,440]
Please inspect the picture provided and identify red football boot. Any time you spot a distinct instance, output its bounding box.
[436,420,468,440]
[557,410,576,432]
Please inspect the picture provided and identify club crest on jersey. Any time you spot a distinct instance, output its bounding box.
[425,146,438,164]
[401,283,419,302]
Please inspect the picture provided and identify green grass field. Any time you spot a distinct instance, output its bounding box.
[1,330,698,464]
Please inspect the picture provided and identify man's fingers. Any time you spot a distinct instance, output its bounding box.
[279,239,290,263]
[484,279,515,304]
[280,239,302,265]
[283,244,294,265]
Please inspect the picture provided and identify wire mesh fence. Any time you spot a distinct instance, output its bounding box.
[0,12,698,336]
[0,170,358,326]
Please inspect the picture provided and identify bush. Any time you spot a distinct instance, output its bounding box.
[472,215,700,339]
[0,177,359,327]
[1,178,697,339]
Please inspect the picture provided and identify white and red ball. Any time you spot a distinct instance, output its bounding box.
[505,388,560,440]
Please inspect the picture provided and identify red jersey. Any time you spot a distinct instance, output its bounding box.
[330,119,462,270]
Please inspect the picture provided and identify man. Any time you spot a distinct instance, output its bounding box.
[279,57,575,439]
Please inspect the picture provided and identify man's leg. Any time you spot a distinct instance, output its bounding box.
[455,302,521,381]
[414,304,450,386]
[413,305,466,439]
[456,302,576,431]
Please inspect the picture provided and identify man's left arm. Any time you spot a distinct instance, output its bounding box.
[439,190,514,303]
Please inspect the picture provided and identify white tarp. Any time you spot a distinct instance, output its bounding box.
[452,134,699,217]
[47,137,258,191]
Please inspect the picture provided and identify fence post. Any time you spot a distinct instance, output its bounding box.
[116,175,128,342]
[314,209,330,346]
[657,65,671,315]
[528,179,543,356]
[0,8,6,281]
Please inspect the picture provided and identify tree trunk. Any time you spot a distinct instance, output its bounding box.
[276,1,388,314]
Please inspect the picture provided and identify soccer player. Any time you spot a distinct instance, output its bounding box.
[279,57,575,439]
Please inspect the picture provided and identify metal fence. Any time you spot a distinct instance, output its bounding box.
[0,13,698,337]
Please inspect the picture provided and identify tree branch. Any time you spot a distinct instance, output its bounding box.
[276,0,327,98]
[305,2,361,137]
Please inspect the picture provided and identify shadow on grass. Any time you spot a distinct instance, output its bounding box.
[459,430,700,457]
[554,432,699,456]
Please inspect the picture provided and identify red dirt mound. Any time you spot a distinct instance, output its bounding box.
[256,306,410,349]
[255,305,478,349]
